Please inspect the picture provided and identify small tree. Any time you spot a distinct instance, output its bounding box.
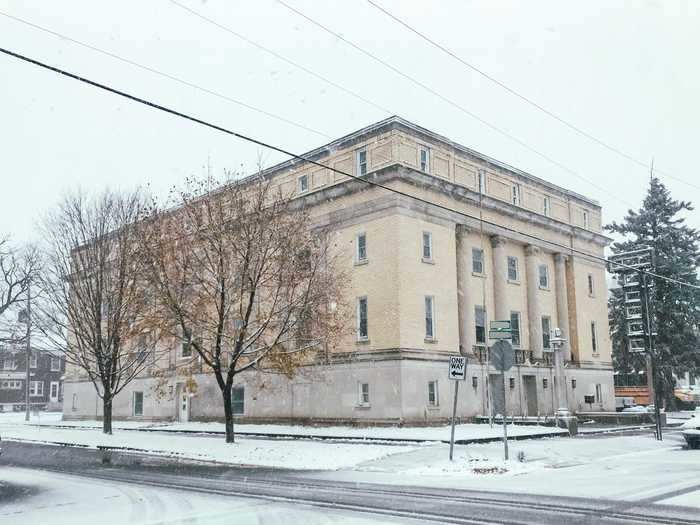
[37,189,160,434]
[140,174,345,443]
[607,177,700,407]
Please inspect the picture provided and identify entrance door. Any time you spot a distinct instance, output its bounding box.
[523,375,538,417]
[489,374,505,417]
[176,384,189,422]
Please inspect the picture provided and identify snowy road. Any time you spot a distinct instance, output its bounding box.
[2,440,699,524]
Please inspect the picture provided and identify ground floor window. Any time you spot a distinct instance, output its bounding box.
[543,378,548,389]
[358,382,370,406]
[29,381,44,397]
[595,384,603,403]
[133,391,144,416]
[0,380,22,390]
[232,386,245,415]
[50,382,59,402]
[72,393,78,411]
[428,380,438,406]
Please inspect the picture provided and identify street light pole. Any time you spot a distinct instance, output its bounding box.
[24,282,31,422]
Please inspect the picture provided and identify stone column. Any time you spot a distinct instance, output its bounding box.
[553,253,570,411]
[525,245,543,359]
[490,236,509,322]
[455,225,473,355]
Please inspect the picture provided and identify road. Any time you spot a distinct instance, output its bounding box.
[1,440,699,524]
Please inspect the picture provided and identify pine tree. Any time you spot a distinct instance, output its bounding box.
[606,177,700,408]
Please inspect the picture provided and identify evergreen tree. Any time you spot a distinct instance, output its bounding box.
[606,177,700,407]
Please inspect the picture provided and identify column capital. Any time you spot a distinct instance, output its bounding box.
[525,244,541,257]
[490,235,507,248]
[456,224,470,236]
[554,253,569,264]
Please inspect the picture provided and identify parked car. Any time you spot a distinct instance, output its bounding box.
[616,397,636,412]
[681,416,700,449]
[622,405,650,413]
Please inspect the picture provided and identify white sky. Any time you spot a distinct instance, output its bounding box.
[1,0,699,244]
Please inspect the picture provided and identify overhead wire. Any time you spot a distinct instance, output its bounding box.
[1,46,697,290]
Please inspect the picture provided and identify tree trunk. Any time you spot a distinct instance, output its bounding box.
[222,385,234,443]
[103,396,113,435]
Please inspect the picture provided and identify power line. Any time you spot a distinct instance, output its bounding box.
[365,0,699,192]
[1,46,697,290]
[0,10,331,140]
[273,0,636,208]
[168,0,392,117]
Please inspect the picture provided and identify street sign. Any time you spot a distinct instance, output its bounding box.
[489,320,511,340]
[448,355,466,381]
[491,340,515,372]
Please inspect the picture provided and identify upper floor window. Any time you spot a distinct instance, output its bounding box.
[357,297,368,340]
[538,264,549,289]
[588,274,595,296]
[422,232,433,261]
[475,305,486,345]
[512,184,521,206]
[510,312,521,347]
[478,170,486,194]
[50,356,60,371]
[542,316,551,349]
[472,248,484,274]
[424,296,435,340]
[356,233,367,263]
[298,174,309,193]
[583,210,589,230]
[30,354,37,368]
[357,149,368,176]
[507,256,519,281]
[181,327,193,358]
[2,359,15,371]
[420,147,430,173]
[543,196,551,217]
[591,321,598,353]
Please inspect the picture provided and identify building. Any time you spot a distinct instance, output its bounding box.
[0,344,65,412]
[64,116,615,423]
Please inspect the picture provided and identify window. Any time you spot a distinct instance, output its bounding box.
[30,354,37,368]
[509,377,515,389]
[543,196,551,216]
[628,321,644,335]
[1,380,22,390]
[356,233,367,263]
[72,393,78,411]
[623,273,639,286]
[232,386,245,415]
[357,149,367,176]
[512,184,521,206]
[543,378,549,389]
[50,381,60,402]
[478,170,486,194]
[133,391,144,416]
[29,380,44,397]
[428,380,438,406]
[2,359,15,370]
[626,305,642,318]
[629,339,645,352]
[357,297,368,340]
[472,376,478,388]
[420,147,430,172]
[538,264,549,289]
[181,328,193,358]
[510,312,521,347]
[298,174,309,193]
[50,356,61,371]
[583,210,589,230]
[472,248,484,274]
[358,382,370,405]
[422,232,433,260]
[588,274,594,296]
[542,316,551,350]
[591,322,598,353]
[595,384,603,403]
[571,379,577,389]
[475,305,486,345]
[507,256,519,281]
[425,296,435,340]
[625,290,641,303]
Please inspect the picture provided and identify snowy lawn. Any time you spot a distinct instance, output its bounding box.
[0,415,418,470]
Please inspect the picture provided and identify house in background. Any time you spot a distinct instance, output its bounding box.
[0,343,65,412]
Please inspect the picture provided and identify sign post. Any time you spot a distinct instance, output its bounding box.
[490,336,515,461]
[447,355,466,461]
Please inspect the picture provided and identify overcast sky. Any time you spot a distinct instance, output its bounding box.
[1,0,699,245]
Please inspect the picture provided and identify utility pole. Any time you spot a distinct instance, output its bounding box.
[24,282,31,422]
[640,271,662,440]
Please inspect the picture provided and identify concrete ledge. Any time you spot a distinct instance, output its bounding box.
[577,411,666,426]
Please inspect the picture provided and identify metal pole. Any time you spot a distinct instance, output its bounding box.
[24,283,31,422]
[640,271,662,440]
[502,372,509,460]
[449,380,459,461]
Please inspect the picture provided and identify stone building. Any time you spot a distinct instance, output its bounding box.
[64,116,615,423]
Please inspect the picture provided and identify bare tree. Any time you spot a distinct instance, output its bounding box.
[37,189,160,434]
[0,236,40,318]
[140,174,346,443]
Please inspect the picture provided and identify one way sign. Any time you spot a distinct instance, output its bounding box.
[448,356,466,381]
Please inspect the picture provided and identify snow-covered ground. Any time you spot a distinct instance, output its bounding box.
[0,467,410,525]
